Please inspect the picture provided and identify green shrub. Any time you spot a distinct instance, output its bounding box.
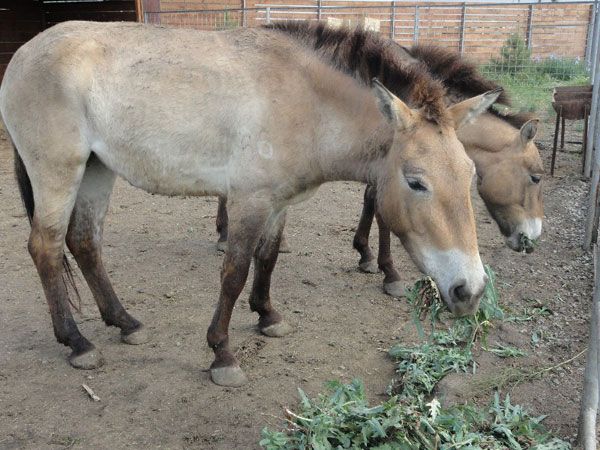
[490,33,532,75]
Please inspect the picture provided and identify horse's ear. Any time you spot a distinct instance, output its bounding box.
[448,88,503,129]
[519,119,539,145]
[371,78,414,129]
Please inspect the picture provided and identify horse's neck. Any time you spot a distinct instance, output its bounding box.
[314,114,393,185]
[297,63,394,185]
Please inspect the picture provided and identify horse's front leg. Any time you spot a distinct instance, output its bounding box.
[353,184,379,273]
[375,212,405,297]
[207,196,271,387]
[249,210,292,337]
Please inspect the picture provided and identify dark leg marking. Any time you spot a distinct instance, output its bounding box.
[248,212,292,337]
[29,225,103,369]
[207,199,271,386]
[66,156,146,345]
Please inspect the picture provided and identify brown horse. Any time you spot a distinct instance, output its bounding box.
[1,21,497,387]
[216,23,544,296]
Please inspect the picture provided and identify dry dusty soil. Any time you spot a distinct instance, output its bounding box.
[0,117,595,449]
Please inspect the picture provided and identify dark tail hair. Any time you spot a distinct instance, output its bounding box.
[13,144,81,311]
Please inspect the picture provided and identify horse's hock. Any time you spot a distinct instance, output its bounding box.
[551,85,593,176]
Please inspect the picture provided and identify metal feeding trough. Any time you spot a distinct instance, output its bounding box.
[551,85,593,176]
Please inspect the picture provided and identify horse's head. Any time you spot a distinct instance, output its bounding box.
[371,80,500,316]
[458,116,543,253]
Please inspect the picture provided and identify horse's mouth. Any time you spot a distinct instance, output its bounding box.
[506,232,536,253]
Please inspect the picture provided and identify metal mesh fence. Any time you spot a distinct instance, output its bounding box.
[143,1,599,111]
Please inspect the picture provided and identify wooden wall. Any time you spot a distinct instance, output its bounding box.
[0,0,137,81]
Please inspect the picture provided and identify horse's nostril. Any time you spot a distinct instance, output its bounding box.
[451,280,469,302]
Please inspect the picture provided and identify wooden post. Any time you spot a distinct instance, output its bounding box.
[135,0,143,22]
[577,244,600,448]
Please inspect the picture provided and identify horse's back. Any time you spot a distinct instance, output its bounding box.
[0,21,376,199]
[0,23,298,196]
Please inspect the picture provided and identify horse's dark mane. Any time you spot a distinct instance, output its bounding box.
[404,44,540,131]
[486,107,534,129]
[406,45,511,106]
[265,21,449,125]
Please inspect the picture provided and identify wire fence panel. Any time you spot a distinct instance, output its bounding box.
[143,0,597,91]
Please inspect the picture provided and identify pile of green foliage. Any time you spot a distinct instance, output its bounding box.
[259,267,571,449]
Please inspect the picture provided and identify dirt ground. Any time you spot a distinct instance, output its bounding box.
[0,114,595,449]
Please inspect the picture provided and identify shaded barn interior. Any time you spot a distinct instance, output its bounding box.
[0,0,137,81]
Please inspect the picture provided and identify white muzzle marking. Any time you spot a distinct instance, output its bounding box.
[420,248,487,316]
[506,217,542,251]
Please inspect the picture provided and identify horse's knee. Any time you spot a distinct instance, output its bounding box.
[28,227,62,269]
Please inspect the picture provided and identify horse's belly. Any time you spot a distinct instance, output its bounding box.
[90,139,229,197]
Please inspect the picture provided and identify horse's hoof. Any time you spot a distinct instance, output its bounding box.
[384,281,406,298]
[69,349,104,370]
[210,366,248,387]
[216,240,228,252]
[359,260,379,274]
[121,325,149,345]
[261,320,293,337]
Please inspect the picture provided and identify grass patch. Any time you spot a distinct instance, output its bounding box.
[260,267,571,449]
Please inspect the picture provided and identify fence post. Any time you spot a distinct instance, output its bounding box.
[584,41,600,246]
[585,17,600,180]
[390,1,395,40]
[266,6,271,24]
[576,243,600,447]
[586,1,597,68]
[414,5,419,44]
[459,3,466,55]
[317,0,322,21]
[525,4,534,50]
[593,1,600,79]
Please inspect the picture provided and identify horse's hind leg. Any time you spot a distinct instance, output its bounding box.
[216,196,229,252]
[16,145,103,369]
[66,155,147,345]
[216,196,291,253]
[353,184,378,273]
[248,211,292,337]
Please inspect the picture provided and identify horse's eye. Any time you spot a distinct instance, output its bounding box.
[408,180,428,192]
[530,174,541,184]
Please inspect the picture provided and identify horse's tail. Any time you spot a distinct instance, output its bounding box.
[13,143,81,311]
